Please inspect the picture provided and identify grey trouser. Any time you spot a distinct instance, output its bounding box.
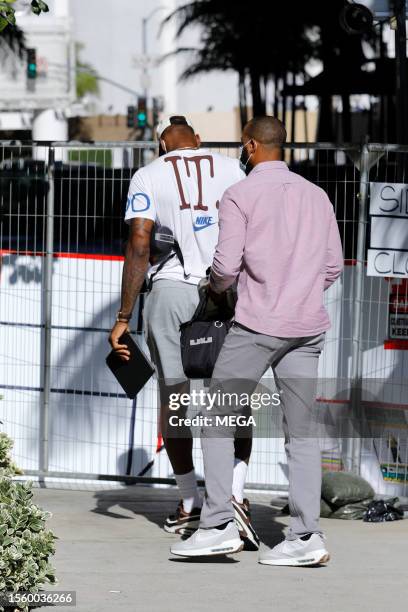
[144,280,200,383]
[200,324,325,540]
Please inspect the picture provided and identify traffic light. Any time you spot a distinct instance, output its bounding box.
[27,48,37,79]
[127,105,136,128]
[137,97,147,128]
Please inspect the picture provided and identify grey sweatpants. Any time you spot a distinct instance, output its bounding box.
[144,279,200,383]
[200,324,325,540]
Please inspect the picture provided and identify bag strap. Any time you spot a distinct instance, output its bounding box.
[191,292,209,322]
[174,240,184,267]
[179,292,209,331]
[146,240,185,292]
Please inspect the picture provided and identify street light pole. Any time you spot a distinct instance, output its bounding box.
[141,6,168,106]
[142,16,148,100]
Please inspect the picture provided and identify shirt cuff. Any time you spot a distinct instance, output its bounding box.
[209,269,231,294]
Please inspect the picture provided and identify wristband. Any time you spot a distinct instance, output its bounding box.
[116,310,132,323]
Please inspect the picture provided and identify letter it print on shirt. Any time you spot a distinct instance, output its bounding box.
[165,155,216,211]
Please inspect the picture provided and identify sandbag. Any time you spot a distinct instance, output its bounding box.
[330,498,373,520]
[321,471,374,508]
[320,498,334,518]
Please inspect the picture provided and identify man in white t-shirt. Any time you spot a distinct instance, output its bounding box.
[109,115,258,549]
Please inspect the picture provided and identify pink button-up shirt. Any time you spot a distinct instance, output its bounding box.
[210,161,344,337]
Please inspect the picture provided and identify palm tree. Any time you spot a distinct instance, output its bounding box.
[300,0,375,141]
[169,19,251,125]
[163,0,377,140]
[163,0,317,125]
[0,22,25,57]
[162,1,250,125]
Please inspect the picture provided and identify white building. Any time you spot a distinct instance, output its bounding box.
[0,0,75,140]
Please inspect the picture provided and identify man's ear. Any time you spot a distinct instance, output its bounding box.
[195,133,201,147]
[249,139,257,154]
[160,139,167,154]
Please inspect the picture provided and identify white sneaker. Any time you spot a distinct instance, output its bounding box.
[170,521,243,557]
[258,533,330,567]
[163,501,201,535]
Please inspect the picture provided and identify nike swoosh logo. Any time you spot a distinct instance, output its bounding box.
[193,222,217,232]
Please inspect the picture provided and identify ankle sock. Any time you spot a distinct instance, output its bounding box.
[174,469,202,513]
[232,459,248,504]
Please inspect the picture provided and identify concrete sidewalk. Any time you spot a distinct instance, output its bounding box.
[33,485,408,612]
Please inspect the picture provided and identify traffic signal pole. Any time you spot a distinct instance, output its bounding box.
[142,16,148,101]
[141,14,149,139]
[141,7,167,139]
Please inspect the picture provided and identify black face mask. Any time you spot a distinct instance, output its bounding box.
[239,140,255,174]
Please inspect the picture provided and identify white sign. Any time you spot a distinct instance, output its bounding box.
[389,314,408,339]
[367,182,408,278]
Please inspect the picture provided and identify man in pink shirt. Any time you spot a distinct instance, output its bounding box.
[171,116,344,565]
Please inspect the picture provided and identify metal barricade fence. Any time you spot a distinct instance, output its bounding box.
[0,140,407,495]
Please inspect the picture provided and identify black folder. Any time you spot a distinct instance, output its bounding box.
[106,333,155,399]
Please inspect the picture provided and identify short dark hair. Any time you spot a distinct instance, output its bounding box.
[163,116,195,138]
[244,116,287,147]
[168,115,189,126]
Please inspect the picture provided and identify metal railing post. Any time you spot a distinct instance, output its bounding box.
[39,146,55,474]
[348,143,370,474]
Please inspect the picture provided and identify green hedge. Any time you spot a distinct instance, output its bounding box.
[0,433,57,612]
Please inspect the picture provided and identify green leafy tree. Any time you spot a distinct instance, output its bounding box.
[76,42,100,100]
[0,0,48,33]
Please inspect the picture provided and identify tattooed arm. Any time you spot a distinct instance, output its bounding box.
[120,218,154,314]
[109,218,154,360]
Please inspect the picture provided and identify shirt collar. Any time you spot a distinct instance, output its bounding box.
[251,161,289,174]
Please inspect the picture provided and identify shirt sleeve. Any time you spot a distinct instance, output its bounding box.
[124,168,156,224]
[210,188,246,293]
[325,206,344,290]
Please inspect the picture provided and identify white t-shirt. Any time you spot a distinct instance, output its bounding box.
[125,148,245,285]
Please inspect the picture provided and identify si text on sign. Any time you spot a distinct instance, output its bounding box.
[367,183,408,278]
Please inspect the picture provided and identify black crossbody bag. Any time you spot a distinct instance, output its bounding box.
[179,292,234,379]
